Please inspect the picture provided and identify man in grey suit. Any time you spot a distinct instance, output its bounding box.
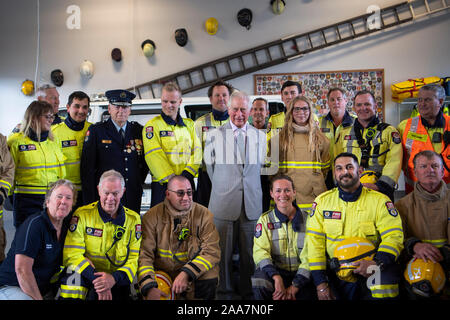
[204,91,267,300]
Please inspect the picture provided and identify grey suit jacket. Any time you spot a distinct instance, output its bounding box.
[204,122,266,221]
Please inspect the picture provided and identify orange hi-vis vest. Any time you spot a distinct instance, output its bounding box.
[402,114,450,193]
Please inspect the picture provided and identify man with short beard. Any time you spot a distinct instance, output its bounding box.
[306,152,404,300]
[137,175,220,300]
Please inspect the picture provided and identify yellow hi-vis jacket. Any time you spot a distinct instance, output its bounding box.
[0,133,14,219]
[253,207,310,285]
[143,114,202,183]
[61,202,141,299]
[306,186,404,276]
[7,133,66,195]
[335,118,403,192]
[319,111,357,162]
[52,121,91,190]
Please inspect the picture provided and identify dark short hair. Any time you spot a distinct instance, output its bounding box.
[252,97,268,108]
[413,150,443,168]
[67,91,90,106]
[354,90,376,104]
[334,152,360,167]
[207,80,233,98]
[281,81,302,94]
[269,174,296,191]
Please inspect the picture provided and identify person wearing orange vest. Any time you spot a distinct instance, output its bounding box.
[397,84,450,194]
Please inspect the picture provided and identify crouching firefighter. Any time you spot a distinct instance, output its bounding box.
[59,170,142,300]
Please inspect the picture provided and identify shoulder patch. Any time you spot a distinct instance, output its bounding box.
[135,224,142,240]
[254,223,262,238]
[310,202,317,217]
[391,131,401,144]
[385,201,398,217]
[69,216,79,232]
[145,126,154,139]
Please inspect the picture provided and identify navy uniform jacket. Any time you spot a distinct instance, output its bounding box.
[80,118,149,213]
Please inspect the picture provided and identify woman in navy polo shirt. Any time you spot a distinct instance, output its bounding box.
[0,179,76,300]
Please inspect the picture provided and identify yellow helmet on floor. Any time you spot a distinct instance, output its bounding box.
[404,258,446,297]
[360,170,378,184]
[155,270,175,300]
[331,237,377,282]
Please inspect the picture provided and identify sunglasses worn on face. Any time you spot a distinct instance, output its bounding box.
[168,189,193,197]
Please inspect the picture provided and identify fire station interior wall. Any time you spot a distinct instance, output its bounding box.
[1,0,449,135]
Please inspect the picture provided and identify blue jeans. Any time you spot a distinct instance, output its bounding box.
[0,286,33,300]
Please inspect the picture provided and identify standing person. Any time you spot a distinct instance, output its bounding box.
[334,90,402,201]
[0,180,76,300]
[194,80,233,207]
[204,90,267,299]
[250,97,271,212]
[319,88,356,189]
[138,175,220,300]
[11,84,63,134]
[252,175,314,300]
[0,133,15,263]
[250,97,270,130]
[267,81,302,139]
[36,84,64,125]
[306,153,404,300]
[59,170,142,300]
[397,84,450,193]
[277,96,330,213]
[143,82,201,207]
[81,89,148,214]
[52,91,92,209]
[7,101,66,228]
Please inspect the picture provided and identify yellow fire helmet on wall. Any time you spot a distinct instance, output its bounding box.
[330,237,377,282]
[155,270,175,300]
[360,170,378,184]
[205,17,218,35]
[404,257,446,297]
[271,0,286,15]
[21,79,34,96]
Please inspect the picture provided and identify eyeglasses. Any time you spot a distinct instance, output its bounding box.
[292,107,309,113]
[168,189,193,197]
[42,114,55,120]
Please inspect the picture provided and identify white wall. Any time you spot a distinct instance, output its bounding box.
[1,0,449,135]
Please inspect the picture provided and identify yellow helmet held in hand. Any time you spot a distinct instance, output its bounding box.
[360,170,378,184]
[155,270,175,300]
[404,257,446,297]
[205,17,218,35]
[330,237,377,282]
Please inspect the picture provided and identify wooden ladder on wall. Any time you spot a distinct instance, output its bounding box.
[128,0,449,98]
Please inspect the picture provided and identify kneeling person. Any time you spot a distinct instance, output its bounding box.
[59,170,142,300]
[252,175,314,300]
[138,175,220,300]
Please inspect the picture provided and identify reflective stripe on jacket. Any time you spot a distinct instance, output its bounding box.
[143,115,201,183]
[7,133,66,194]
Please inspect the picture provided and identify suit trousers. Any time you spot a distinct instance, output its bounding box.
[214,202,256,300]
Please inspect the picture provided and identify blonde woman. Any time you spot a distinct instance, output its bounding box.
[277,96,330,213]
[7,101,66,227]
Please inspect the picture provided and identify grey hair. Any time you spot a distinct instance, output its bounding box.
[228,90,250,108]
[419,84,446,101]
[44,179,77,209]
[98,169,125,190]
[35,83,56,98]
[413,150,443,168]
